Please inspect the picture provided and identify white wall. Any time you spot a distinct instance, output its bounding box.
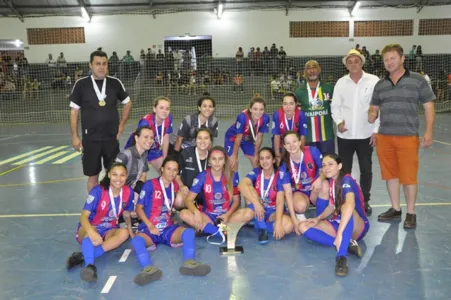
[0,5,451,62]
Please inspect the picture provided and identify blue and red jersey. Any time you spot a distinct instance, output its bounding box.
[125,112,173,150]
[82,185,134,231]
[329,174,368,221]
[190,169,240,215]
[271,107,307,138]
[245,167,281,209]
[277,146,322,192]
[137,177,179,231]
[225,111,270,143]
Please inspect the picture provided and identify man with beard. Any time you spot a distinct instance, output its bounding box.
[295,60,335,154]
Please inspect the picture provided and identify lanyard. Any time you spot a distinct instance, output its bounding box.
[249,118,260,141]
[198,114,208,128]
[290,152,304,185]
[260,171,275,200]
[155,119,165,146]
[307,81,320,106]
[195,147,208,172]
[159,177,174,211]
[108,187,122,222]
[284,114,292,131]
[91,75,106,102]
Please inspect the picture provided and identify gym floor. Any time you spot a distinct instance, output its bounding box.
[0,114,450,300]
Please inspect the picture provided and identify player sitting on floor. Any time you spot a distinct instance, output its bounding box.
[298,153,370,276]
[66,162,134,282]
[131,156,210,286]
[238,147,293,243]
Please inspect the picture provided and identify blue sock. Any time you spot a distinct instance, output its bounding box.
[81,238,95,265]
[337,216,354,257]
[94,245,105,258]
[131,236,152,268]
[181,228,196,261]
[203,223,219,235]
[303,228,334,247]
[266,221,274,233]
[315,197,329,216]
[248,204,267,230]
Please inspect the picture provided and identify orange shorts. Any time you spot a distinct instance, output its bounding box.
[376,134,420,185]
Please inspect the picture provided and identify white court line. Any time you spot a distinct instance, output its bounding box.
[101,276,117,294]
[433,139,451,146]
[0,135,21,141]
[119,249,131,262]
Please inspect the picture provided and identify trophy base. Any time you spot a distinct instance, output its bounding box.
[219,246,244,255]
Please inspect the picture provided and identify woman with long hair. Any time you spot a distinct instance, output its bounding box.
[278,131,329,237]
[131,157,210,286]
[65,162,134,282]
[169,93,218,155]
[125,96,173,171]
[180,146,253,244]
[271,92,307,165]
[238,147,293,244]
[176,128,213,203]
[224,96,270,171]
[298,153,370,277]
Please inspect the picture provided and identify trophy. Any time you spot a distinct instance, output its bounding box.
[219,222,246,255]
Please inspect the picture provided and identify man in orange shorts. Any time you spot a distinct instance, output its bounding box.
[368,44,435,229]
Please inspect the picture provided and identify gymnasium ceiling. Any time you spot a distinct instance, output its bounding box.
[1,0,450,20]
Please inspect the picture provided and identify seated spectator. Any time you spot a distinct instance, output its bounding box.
[233,73,244,93]
[271,75,281,100]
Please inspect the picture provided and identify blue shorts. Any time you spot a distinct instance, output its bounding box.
[306,141,335,155]
[328,217,370,241]
[75,224,115,244]
[224,139,255,157]
[248,204,277,222]
[202,211,219,224]
[138,224,182,248]
[147,148,163,162]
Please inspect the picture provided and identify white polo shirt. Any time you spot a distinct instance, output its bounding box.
[331,71,380,139]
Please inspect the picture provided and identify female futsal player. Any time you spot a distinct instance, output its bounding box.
[65,162,134,282]
[278,130,329,235]
[224,96,270,171]
[131,157,211,286]
[170,93,218,154]
[126,96,173,171]
[176,128,213,203]
[271,92,307,164]
[180,146,253,244]
[298,153,370,276]
[238,147,293,243]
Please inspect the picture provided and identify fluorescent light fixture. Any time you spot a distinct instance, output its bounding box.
[351,1,361,16]
[14,39,23,47]
[81,6,90,21]
[217,3,223,18]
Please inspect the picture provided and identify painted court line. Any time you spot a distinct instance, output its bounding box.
[0,146,53,165]
[433,139,451,146]
[12,146,68,165]
[33,151,69,164]
[0,165,24,177]
[0,135,21,141]
[119,249,131,262]
[52,151,81,164]
[101,276,117,294]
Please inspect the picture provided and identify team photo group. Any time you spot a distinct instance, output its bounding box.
[65,43,436,285]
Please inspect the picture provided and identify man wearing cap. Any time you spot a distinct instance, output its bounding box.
[295,60,335,154]
[369,44,435,229]
[331,49,380,215]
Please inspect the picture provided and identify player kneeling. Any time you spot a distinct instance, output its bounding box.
[66,162,135,282]
[131,157,210,286]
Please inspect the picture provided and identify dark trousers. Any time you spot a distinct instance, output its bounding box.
[337,137,373,203]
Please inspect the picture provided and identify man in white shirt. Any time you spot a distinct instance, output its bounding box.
[331,49,380,216]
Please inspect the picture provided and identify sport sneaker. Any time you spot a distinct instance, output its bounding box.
[66,252,84,270]
[179,259,211,276]
[348,240,363,258]
[335,256,348,277]
[258,229,269,244]
[133,266,162,286]
[364,203,372,216]
[80,264,97,282]
[377,208,402,221]
[296,213,306,221]
[403,213,417,229]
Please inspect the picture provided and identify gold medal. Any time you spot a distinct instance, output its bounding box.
[295,183,300,190]
[99,100,106,107]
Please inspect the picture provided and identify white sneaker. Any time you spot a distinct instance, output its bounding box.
[296,214,306,221]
